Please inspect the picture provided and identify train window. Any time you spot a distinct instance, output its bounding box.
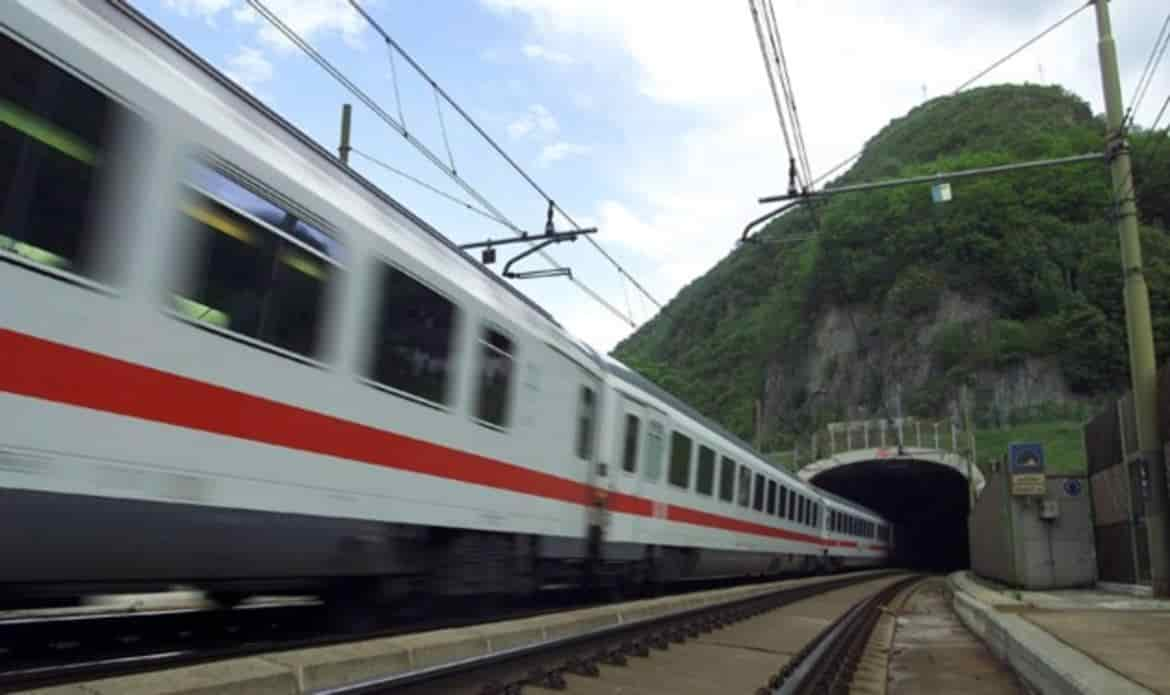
[766,480,777,515]
[718,456,736,502]
[621,414,641,473]
[737,466,751,507]
[643,420,665,482]
[799,497,807,525]
[752,473,764,511]
[814,505,820,527]
[365,261,457,404]
[787,491,796,521]
[574,385,596,458]
[0,33,135,278]
[695,445,715,496]
[667,432,692,489]
[172,163,335,358]
[778,487,787,518]
[475,328,515,428]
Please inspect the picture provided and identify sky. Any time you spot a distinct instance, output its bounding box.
[138,0,1169,353]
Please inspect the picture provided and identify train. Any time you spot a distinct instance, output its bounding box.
[0,0,892,611]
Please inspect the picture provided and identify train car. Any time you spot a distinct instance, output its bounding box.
[595,357,861,580]
[0,0,890,609]
[818,490,893,570]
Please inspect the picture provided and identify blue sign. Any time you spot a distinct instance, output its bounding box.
[1008,442,1045,475]
[1063,479,1083,497]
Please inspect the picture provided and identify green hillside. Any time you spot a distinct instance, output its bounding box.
[614,84,1170,449]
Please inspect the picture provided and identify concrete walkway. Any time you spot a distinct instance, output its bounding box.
[949,571,1170,695]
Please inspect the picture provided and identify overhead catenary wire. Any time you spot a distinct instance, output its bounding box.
[748,0,801,190]
[346,0,664,314]
[759,0,806,187]
[763,0,812,188]
[244,0,635,327]
[386,41,406,130]
[432,87,456,173]
[351,148,508,228]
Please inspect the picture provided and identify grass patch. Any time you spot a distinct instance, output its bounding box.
[973,420,1086,475]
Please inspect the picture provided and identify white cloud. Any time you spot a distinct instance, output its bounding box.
[507,103,559,138]
[570,91,595,110]
[225,45,274,89]
[481,0,1168,346]
[162,0,367,53]
[522,43,575,65]
[229,0,367,52]
[538,141,591,166]
[163,0,233,18]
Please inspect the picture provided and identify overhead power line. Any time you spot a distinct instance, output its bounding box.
[245,0,636,327]
[810,0,1094,191]
[952,1,1093,94]
[1127,12,1170,127]
[1152,94,1169,132]
[345,0,663,314]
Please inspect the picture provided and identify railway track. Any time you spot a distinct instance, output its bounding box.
[0,573,870,693]
[305,572,915,695]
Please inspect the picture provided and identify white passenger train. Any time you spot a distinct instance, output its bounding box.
[0,0,891,608]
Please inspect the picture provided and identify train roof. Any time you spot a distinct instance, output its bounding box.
[816,488,886,521]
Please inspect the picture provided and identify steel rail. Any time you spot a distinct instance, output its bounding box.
[768,574,921,693]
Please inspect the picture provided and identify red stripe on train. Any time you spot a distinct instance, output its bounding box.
[1,328,877,551]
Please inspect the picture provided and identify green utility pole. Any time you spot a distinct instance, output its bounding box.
[1093,0,1170,596]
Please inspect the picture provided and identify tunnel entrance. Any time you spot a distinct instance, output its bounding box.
[811,459,970,572]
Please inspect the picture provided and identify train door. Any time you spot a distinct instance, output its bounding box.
[607,393,647,543]
[573,368,606,576]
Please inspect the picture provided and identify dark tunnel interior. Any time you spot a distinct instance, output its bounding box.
[812,459,971,572]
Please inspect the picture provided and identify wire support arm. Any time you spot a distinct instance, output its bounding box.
[740,200,804,243]
[459,228,598,251]
[758,152,1104,203]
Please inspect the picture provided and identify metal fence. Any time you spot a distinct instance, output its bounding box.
[765,416,973,472]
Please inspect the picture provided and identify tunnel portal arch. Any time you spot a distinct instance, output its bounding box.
[799,447,983,571]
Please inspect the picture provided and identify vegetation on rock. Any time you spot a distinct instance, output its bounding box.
[613,84,1170,453]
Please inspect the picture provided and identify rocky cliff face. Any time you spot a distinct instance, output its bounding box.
[760,291,1080,436]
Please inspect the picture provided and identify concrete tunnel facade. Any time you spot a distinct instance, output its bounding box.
[799,448,985,572]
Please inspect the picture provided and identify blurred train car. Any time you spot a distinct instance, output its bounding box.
[0,0,891,609]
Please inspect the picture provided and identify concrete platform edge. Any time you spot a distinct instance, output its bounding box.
[947,571,1155,695]
[1095,581,1153,598]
